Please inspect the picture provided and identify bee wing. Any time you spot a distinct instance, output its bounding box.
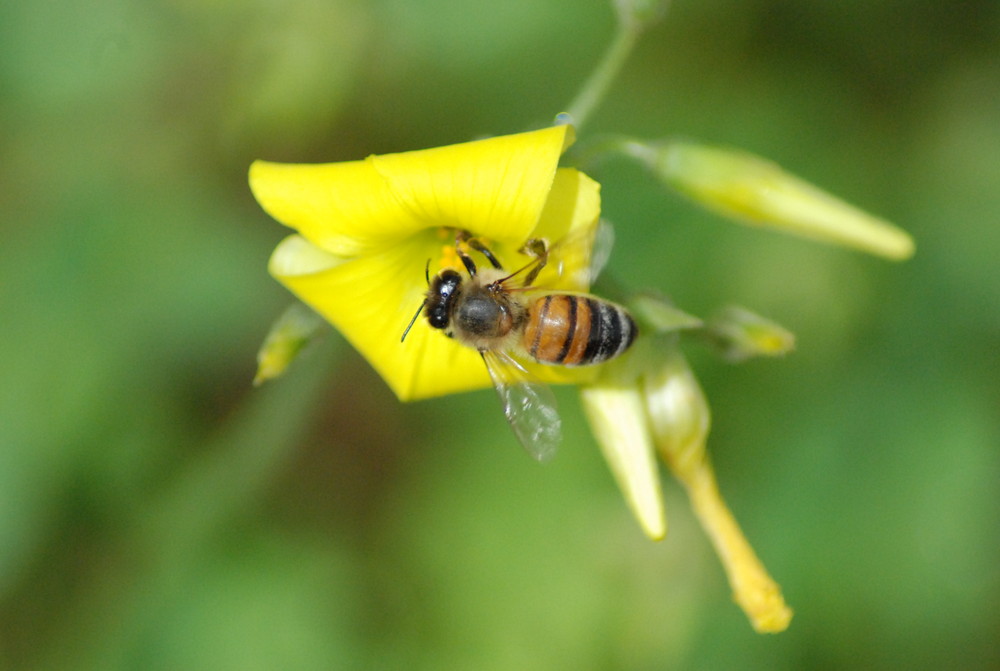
[588,219,615,282]
[481,351,561,462]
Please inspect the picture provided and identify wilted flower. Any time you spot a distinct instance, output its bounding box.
[581,319,793,633]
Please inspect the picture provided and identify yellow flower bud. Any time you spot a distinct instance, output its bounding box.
[641,344,710,478]
[641,140,915,260]
[703,305,795,362]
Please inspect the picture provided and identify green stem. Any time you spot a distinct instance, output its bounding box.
[570,134,653,171]
[564,21,641,132]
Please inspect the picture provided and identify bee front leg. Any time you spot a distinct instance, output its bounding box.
[459,233,504,271]
[454,232,480,277]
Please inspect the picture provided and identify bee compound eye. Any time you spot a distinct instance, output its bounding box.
[438,270,462,296]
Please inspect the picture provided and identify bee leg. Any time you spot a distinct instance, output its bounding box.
[464,236,504,270]
[454,233,480,277]
[519,238,549,286]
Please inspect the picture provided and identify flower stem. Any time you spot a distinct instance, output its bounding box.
[564,21,641,131]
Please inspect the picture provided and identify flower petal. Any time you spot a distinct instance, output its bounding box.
[250,159,421,258]
[269,234,493,400]
[250,126,574,258]
[270,232,601,401]
[530,168,602,292]
[370,125,573,246]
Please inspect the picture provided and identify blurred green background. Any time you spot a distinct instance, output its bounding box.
[2,0,998,668]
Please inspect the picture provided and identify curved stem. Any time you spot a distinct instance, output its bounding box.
[564,22,640,132]
[569,134,653,171]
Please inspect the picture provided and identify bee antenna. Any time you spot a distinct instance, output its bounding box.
[496,257,535,286]
[401,300,426,343]
[424,258,431,285]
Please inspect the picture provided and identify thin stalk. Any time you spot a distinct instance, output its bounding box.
[564,21,641,131]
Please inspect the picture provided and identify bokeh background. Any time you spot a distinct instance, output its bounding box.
[2,0,998,668]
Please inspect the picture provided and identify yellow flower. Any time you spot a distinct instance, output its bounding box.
[252,128,793,633]
[249,125,601,401]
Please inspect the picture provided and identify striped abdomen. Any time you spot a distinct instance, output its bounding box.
[523,295,637,366]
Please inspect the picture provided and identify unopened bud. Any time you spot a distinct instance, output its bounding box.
[642,344,793,633]
[254,302,325,386]
[637,140,915,261]
[641,345,710,480]
[703,305,795,362]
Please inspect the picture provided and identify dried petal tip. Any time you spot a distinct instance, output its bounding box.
[646,141,916,261]
[254,302,325,386]
[704,306,795,362]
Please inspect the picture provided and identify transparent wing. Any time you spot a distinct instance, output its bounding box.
[481,351,561,462]
[588,218,615,282]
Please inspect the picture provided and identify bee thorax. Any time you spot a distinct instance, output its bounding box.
[456,293,516,337]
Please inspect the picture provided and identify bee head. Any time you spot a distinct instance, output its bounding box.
[426,269,463,330]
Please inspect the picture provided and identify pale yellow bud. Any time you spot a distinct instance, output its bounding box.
[703,305,796,362]
[640,140,915,260]
[642,345,710,479]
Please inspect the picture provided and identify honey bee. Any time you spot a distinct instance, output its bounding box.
[402,227,637,461]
